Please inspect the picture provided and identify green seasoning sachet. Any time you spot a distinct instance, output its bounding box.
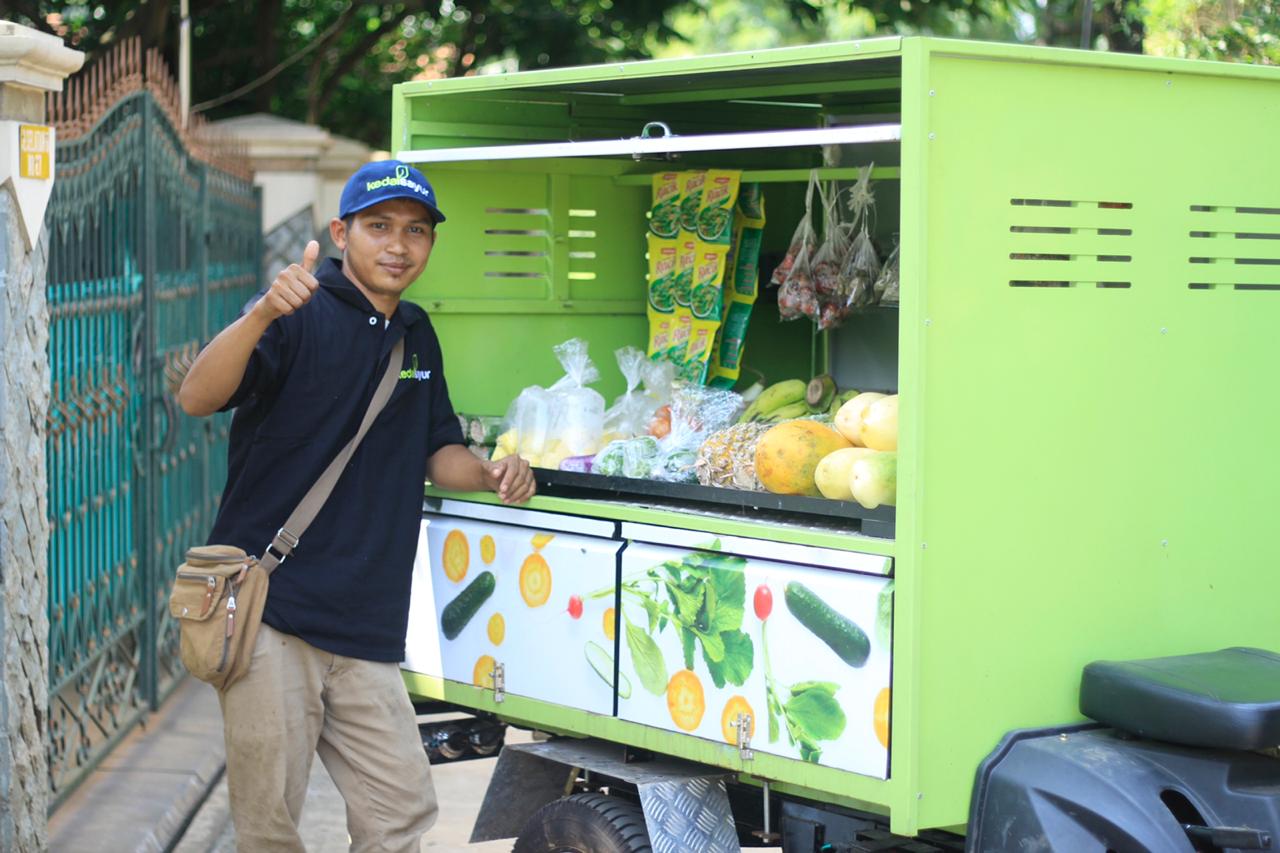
[669,170,705,374]
[683,170,742,384]
[709,183,765,388]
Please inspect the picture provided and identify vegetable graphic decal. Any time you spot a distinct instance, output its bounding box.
[667,670,705,732]
[784,581,870,668]
[520,553,552,607]
[442,530,469,582]
[602,607,616,642]
[721,695,755,745]
[874,687,891,749]
[474,655,496,688]
[442,571,495,640]
[531,532,555,550]
[586,641,631,700]
[480,535,496,565]
[487,613,505,645]
[567,595,583,620]
[753,583,772,621]
[601,549,755,695]
[759,581,848,764]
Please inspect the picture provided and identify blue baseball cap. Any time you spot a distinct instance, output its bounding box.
[339,160,446,224]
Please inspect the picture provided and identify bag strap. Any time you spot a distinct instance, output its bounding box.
[259,338,404,575]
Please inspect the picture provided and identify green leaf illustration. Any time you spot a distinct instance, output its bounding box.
[625,618,669,696]
[789,681,840,697]
[679,626,696,671]
[785,688,847,742]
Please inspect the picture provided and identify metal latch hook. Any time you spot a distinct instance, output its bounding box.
[634,121,678,161]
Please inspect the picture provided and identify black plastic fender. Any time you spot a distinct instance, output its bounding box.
[966,726,1280,853]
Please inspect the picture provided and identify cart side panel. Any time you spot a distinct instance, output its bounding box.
[409,513,621,714]
[615,541,893,778]
[914,48,1280,829]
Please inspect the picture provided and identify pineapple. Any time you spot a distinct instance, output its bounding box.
[696,422,770,491]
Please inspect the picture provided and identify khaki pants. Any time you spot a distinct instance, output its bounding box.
[218,623,437,852]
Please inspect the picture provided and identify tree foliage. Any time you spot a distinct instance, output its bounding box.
[0,1,1272,148]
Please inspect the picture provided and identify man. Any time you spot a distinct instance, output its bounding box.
[179,159,534,851]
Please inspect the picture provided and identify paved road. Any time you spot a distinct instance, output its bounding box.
[174,726,530,853]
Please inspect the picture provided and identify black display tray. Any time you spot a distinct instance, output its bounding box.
[532,468,895,539]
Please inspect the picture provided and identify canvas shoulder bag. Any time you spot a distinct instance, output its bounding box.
[169,339,404,691]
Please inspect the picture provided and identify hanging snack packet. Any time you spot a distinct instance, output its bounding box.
[776,171,820,321]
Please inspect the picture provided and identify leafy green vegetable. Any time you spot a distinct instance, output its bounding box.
[625,617,668,696]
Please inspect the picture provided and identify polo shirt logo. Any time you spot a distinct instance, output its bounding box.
[400,353,431,381]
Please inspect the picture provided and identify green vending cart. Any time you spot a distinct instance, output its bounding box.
[393,37,1280,851]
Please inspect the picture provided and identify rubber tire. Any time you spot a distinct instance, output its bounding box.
[513,792,653,853]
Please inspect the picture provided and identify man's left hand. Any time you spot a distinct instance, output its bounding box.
[482,455,536,505]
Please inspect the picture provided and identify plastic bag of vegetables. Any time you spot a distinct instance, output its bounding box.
[774,170,820,322]
[603,346,652,439]
[547,338,606,459]
[652,383,744,482]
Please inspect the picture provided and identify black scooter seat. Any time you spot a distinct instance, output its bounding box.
[1080,647,1280,751]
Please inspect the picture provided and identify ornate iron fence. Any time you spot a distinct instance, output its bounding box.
[44,40,261,807]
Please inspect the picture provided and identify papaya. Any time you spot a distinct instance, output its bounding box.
[754,420,852,497]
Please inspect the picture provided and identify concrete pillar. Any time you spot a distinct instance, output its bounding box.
[0,21,82,852]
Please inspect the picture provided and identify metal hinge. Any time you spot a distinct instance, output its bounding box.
[734,713,754,761]
[492,662,505,704]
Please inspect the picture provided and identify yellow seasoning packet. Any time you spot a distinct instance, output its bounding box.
[648,171,681,238]
[646,233,681,361]
[694,169,742,245]
[684,242,730,384]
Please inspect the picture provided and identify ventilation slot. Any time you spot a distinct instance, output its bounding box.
[483,207,550,284]
[1008,198,1134,290]
[568,208,599,284]
[1187,204,1280,290]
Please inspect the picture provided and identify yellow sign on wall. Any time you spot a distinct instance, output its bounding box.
[18,124,51,180]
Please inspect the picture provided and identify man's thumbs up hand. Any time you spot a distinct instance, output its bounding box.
[256,240,321,321]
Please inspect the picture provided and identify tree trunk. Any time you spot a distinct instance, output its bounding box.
[254,0,283,112]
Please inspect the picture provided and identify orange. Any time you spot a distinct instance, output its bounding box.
[602,607,616,643]
[474,654,496,689]
[666,670,705,732]
[442,530,469,583]
[519,553,552,607]
[720,695,755,745]
[874,687,891,748]
[480,535,496,565]
[487,613,505,646]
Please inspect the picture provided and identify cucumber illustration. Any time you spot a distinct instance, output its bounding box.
[585,641,631,699]
[784,581,871,668]
[441,571,495,640]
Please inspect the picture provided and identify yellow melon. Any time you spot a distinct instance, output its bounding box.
[754,420,853,496]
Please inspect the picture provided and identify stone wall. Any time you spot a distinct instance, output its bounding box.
[0,187,51,852]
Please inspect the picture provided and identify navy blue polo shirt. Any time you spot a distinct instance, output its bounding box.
[207,257,464,662]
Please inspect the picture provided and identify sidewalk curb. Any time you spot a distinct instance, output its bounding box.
[139,753,226,853]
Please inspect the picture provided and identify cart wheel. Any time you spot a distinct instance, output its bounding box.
[513,792,652,853]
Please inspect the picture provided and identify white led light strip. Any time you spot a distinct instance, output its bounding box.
[399,124,901,164]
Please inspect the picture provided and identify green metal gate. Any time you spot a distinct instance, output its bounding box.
[43,41,262,807]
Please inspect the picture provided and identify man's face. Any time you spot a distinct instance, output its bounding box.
[332,198,436,299]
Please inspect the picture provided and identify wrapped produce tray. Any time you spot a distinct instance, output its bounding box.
[532,468,895,538]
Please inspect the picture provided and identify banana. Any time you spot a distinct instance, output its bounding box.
[757,400,811,423]
[750,379,807,419]
[828,388,860,417]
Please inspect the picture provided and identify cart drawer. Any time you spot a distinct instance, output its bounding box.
[621,522,892,575]
[406,511,622,715]
[615,541,893,779]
